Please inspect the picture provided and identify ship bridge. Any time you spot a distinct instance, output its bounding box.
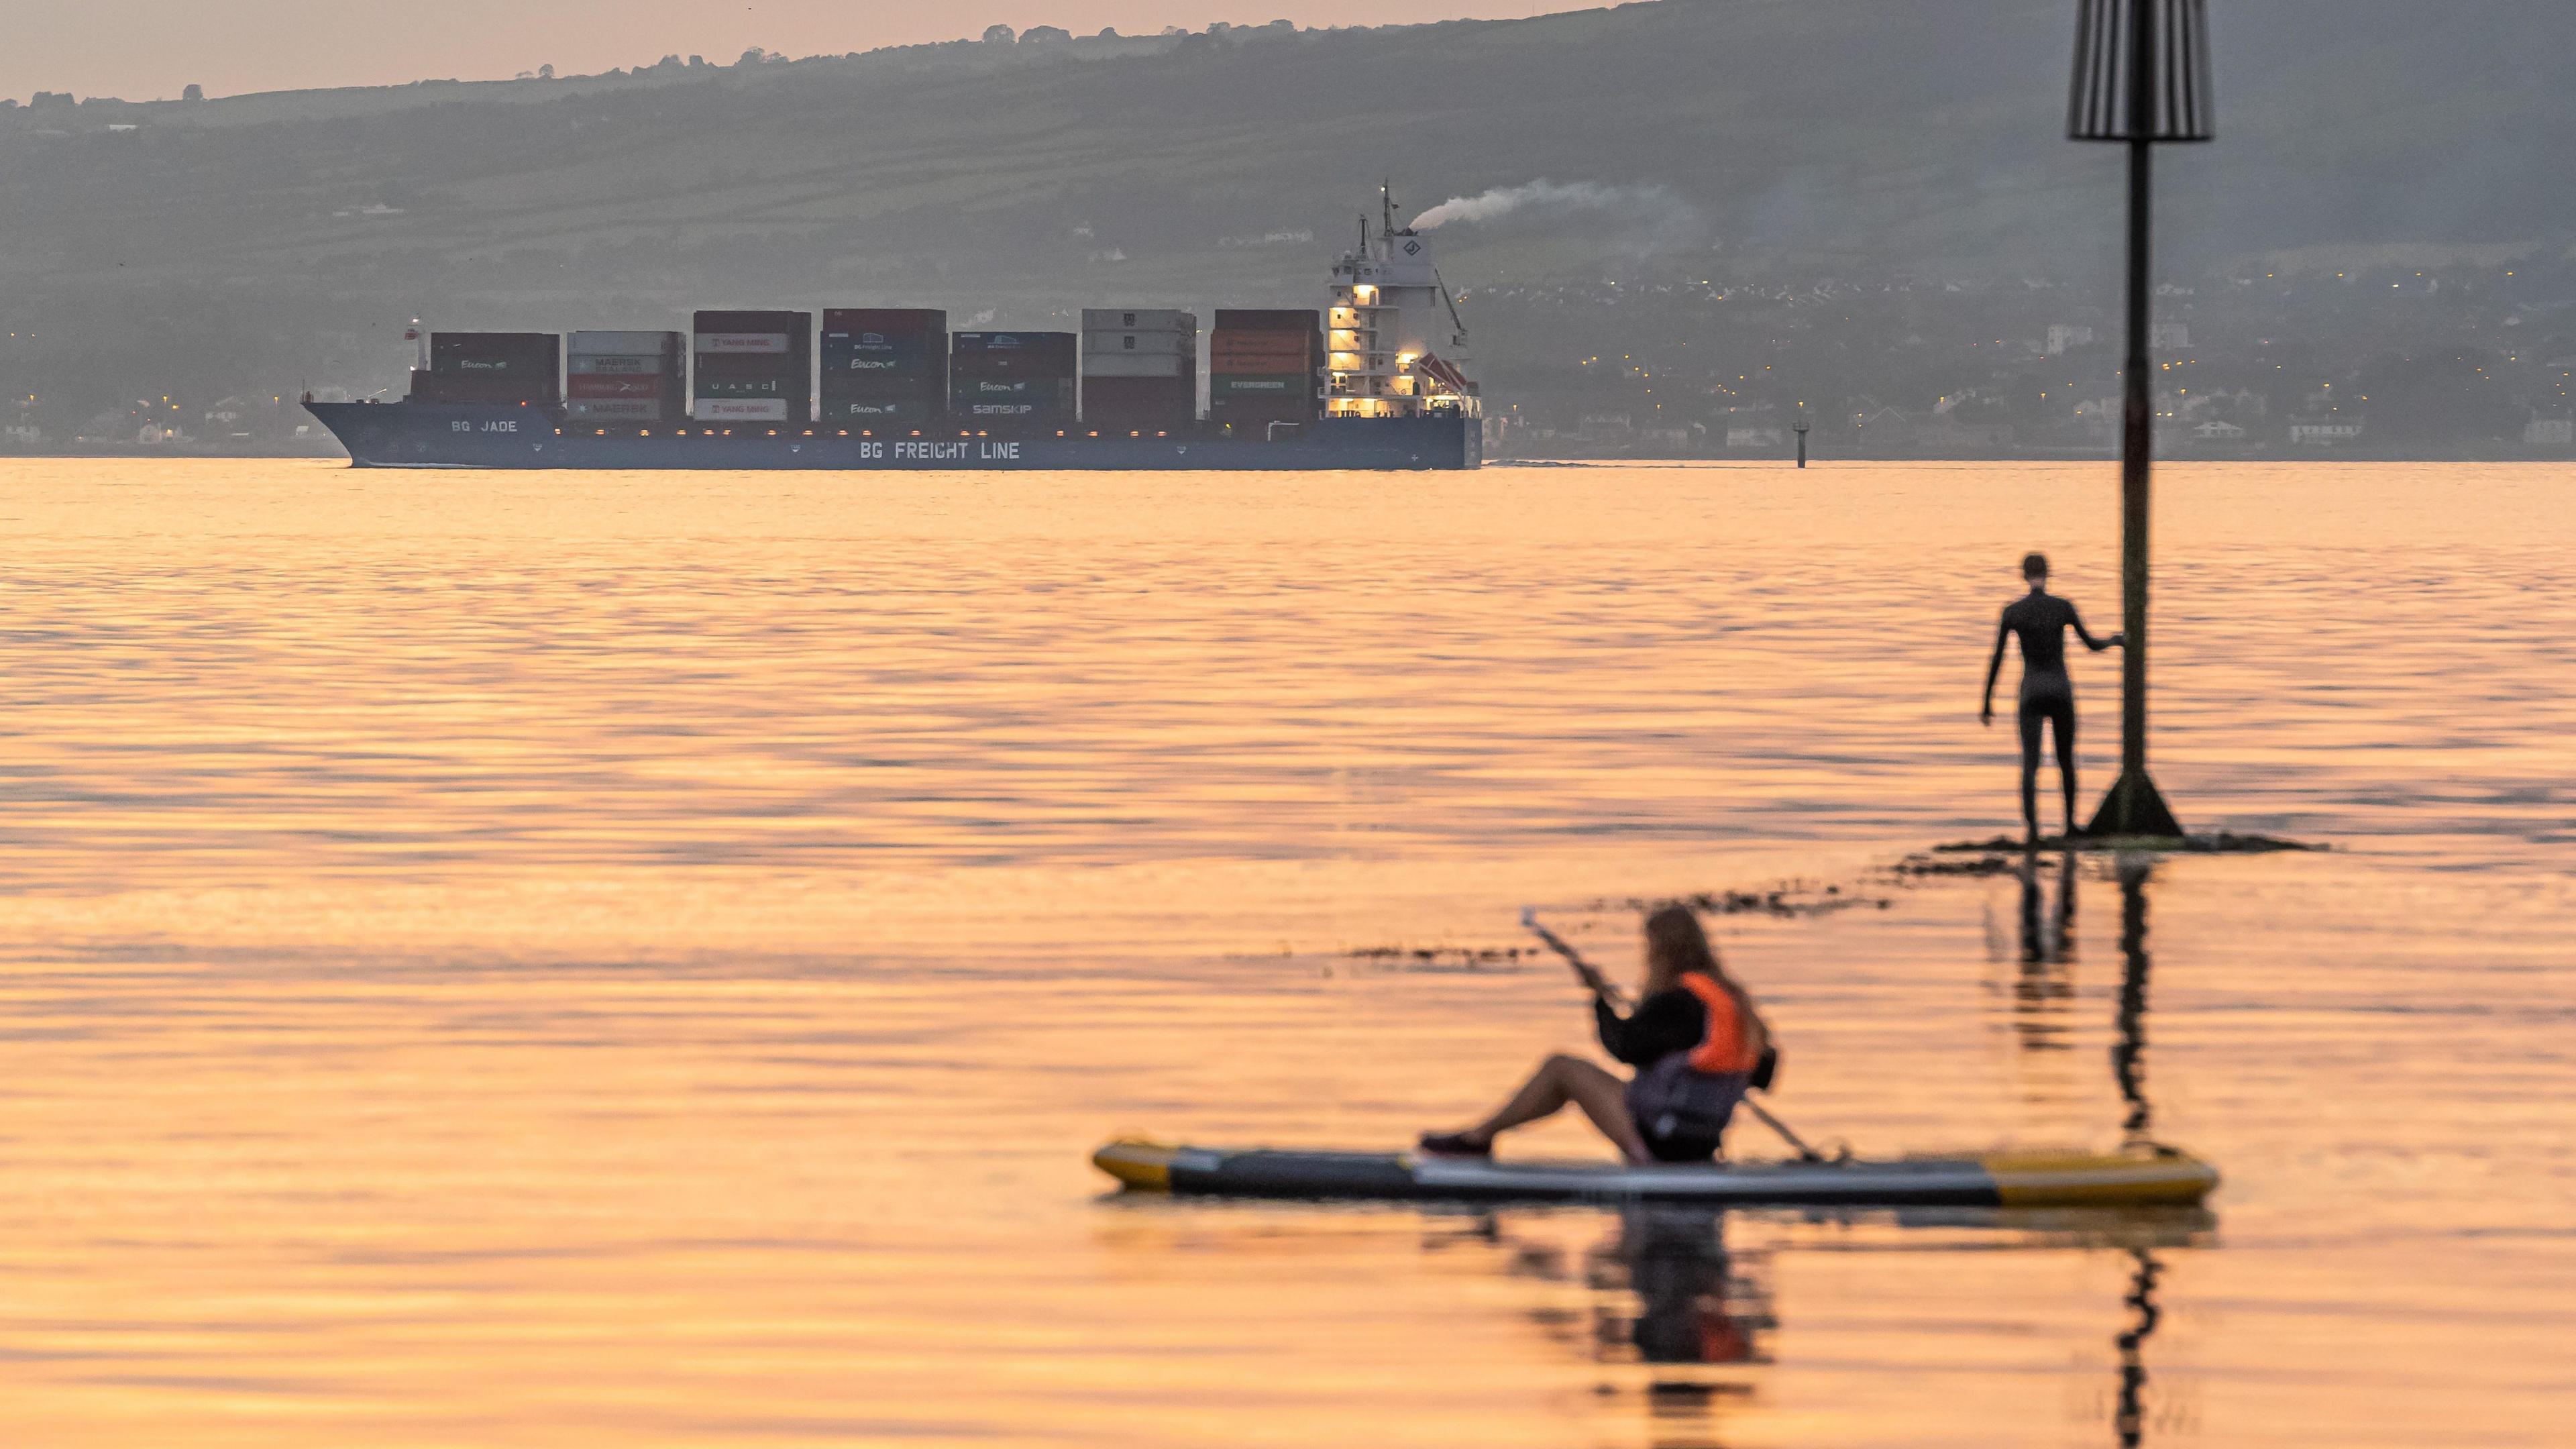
[1326,185,1479,420]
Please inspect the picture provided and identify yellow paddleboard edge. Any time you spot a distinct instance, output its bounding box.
[1982,1148,2220,1207]
[1093,1138,1179,1192]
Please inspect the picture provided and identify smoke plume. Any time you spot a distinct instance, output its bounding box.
[1411,178,1684,231]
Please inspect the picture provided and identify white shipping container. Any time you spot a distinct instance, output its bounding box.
[569,331,682,355]
[1082,331,1194,358]
[1081,309,1197,334]
[691,398,792,422]
[1081,353,1193,378]
[568,399,666,421]
[569,354,677,376]
[694,333,792,355]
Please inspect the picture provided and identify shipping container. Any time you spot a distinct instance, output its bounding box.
[953,372,1074,421]
[1210,347,1314,372]
[690,398,792,423]
[430,331,559,374]
[1082,330,1194,358]
[823,308,945,340]
[409,372,554,404]
[692,311,812,419]
[1211,329,1316,352]
[567,398,667,423]
[823,350,938,376]
[568,330,684,358]
[694,310,810,337]
[569,354,680,376]
[953,331,1077,357]
[692,372,793,399]
[567,373,671,400]
[1212,309,1318,333]
[819,396,944,423]
[951,354,1081,380]
[1081,309,1196,333]
[1079,374,1195,429]
[1210,374,1314,396]
[956,377,1075,402]
[1081,352,1193,379]
[694,332,794,355]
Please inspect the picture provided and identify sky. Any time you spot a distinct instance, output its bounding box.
[5,0,1568,103]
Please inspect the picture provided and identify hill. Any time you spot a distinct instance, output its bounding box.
[2,1,2569,437]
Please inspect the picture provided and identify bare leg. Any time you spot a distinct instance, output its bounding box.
[2050,698,2080,837]
[1452,1053,1652,1163]
[2017,699,2045,841]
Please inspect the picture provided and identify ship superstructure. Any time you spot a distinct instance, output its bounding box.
[1325,184,1480,421]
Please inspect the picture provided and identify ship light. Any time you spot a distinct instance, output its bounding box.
[1087,431,1097,437]
[639,429,650,436]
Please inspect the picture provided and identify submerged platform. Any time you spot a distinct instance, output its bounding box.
[1093,1139,2219,1208]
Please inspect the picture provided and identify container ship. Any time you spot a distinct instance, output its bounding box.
[306,193,1481,471]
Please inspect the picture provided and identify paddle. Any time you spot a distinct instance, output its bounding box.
[1519,907,1828,1165]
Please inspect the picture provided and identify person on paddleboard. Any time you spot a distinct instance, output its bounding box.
[1982,552,2123,842]
[1420,905,1772,1165]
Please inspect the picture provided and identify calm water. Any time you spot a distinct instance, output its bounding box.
[0,460,2567,1446]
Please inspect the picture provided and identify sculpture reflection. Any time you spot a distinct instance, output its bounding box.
[2008,847,2081,1051]
[2114,1247,2164,1448]
[2114,853,2155,1141]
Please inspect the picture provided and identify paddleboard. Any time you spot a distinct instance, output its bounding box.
[1093,1139,2218,1208]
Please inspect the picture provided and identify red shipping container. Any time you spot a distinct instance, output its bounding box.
[568,373,674,400]
[1212,309,1319,332]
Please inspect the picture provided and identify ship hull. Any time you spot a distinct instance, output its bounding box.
[306,403,1479,471]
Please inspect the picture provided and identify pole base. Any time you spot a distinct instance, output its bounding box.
[2084,771,2183,841]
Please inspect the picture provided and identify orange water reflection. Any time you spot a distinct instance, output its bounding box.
[0,460,2567,1445]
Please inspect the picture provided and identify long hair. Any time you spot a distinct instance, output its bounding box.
[1643,903,1719,994]
[1643,902,1769,1056]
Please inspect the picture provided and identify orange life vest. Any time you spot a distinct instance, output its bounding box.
[1677,972,1762,1075]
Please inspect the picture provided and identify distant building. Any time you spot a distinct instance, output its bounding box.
[2526,418,2574,447]
[2190,419,2248,441]
[2149,321,2190,350]
[1725,426,1785,449]
[2288,420,2363,447]
[2045,324,2096,355]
